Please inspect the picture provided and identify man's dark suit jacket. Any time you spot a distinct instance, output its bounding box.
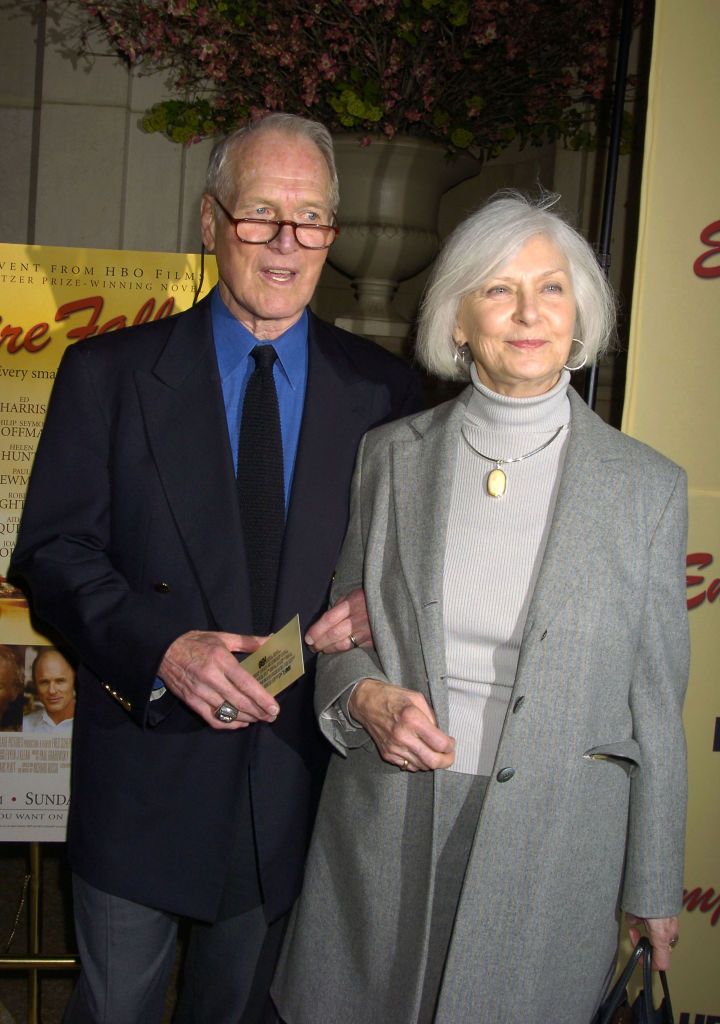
[10,294,420,922]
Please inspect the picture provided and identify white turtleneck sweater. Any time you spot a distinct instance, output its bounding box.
[443,368,571,775]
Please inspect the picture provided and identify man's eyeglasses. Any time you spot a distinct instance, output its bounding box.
[211,196,340,250]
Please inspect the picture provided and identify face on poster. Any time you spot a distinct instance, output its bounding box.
[0,642,75,840]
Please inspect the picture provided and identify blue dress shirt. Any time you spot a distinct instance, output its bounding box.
[211,287,309,509]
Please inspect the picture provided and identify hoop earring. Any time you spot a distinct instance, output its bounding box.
[453,344,471,367]
[564,338,588,371]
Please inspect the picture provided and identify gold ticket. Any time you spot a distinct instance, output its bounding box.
[239,615,305,697]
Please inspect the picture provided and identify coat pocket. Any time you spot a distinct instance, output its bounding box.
[582,739,641,777]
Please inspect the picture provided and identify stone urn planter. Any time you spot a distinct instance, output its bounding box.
[329,134,479,348]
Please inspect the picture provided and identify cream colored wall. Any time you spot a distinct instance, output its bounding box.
[0,1,212,253]
[1,0,638,422]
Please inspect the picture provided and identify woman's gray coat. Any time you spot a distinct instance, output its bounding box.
[272,387,689,1024]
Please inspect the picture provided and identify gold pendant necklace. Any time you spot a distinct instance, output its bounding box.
[466,425,567,498]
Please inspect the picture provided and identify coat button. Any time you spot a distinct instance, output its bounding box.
[512,696,525,713]
[154,581,170,593]
[496,767,515,783]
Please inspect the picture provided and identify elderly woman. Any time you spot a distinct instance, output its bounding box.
[272,193,688,1024]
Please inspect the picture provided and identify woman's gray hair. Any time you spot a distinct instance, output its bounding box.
[416,191,616,380]
[205,112,340,215]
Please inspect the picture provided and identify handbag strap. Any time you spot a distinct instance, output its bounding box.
[598,938,674,1024]
[639,938,675,1024]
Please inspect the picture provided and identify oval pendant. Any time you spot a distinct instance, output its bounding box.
[487,467,507,498]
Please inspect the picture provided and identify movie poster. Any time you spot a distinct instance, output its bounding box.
[622,0,720,1017]
[0,243,216,841]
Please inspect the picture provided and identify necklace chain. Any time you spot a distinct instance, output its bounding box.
[467,424,567,467]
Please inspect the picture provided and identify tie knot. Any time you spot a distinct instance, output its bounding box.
[251,344,278,371]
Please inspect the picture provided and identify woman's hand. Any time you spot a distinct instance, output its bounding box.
[349,678,455,771]
[305,588,373,653]
[626,914,679,972]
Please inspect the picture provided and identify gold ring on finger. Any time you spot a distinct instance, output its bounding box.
[400,758,409,770]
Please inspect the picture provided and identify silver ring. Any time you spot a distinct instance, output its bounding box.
[668,936,679,949]
[349,633,359,648]
[214,701,239,723]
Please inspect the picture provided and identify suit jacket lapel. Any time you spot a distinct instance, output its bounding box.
[135,297,253,632]
[391,392,470,731]
[273,314,377,631]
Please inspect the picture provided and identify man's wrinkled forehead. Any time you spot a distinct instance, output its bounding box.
[227,131,332,209]
[35,651,72,680]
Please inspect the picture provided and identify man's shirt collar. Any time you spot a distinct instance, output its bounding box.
[211,288,308,389]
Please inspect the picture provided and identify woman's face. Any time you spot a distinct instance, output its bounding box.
[454,235,576,398]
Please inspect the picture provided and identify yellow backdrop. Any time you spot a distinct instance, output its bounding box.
[622,0,720,1017]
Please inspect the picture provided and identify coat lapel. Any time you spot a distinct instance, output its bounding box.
[519,388,628,650]
[391,392,470,730]
[134,298,253,632]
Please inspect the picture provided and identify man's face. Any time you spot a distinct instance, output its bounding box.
[0,661,21,717]
[201,130,333,341]
[33,651,75,724]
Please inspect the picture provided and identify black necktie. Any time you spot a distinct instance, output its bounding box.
[237,344,285,634]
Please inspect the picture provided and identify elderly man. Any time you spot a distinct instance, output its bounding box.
[11,113,420,1024]
[0,645,24,731]
[24,647,76,733]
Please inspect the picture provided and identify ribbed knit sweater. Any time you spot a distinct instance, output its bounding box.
[443,367,571,775]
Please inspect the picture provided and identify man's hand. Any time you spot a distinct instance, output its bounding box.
[305,587,373,654]
[349,678,455,771]
[158,631,280,729]
[626,914,679,972]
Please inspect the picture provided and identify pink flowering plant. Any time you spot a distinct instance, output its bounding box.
[76,0,631,154]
